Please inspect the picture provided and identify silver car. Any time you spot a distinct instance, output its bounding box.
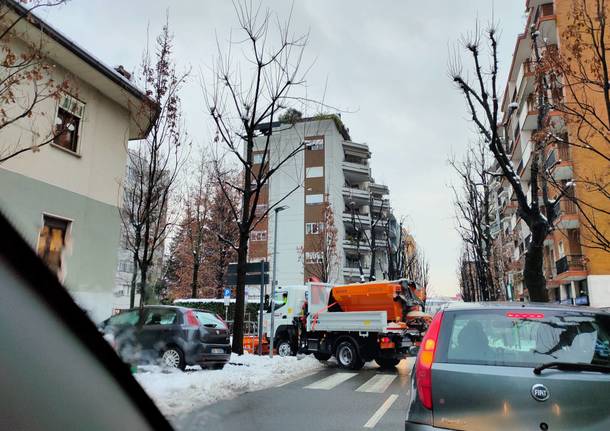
[405,302,610,430]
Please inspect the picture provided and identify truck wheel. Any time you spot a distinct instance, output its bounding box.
[277,340,293,357]
[313,352,331,361]
[336,341,364,370]
[376,358,400,369]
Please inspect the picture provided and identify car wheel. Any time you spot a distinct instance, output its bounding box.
[277,340,293,357]
[313,352,331,361]
[212,363,226,370]
[161,347,185,371]
[336,341,364,370]
[376,358,400,369]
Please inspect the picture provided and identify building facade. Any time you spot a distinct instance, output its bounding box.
[0,2,156,322]
[247,116,394,294]
[498,0,610,306]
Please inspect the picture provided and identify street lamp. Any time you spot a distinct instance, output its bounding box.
[269,205,288,358]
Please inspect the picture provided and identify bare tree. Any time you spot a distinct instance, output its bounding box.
[542,0,610,253]
[0,0,72,163]
[449,24,573,302]
[121,20,187,308]
[298,198,338,283]
[204,1,312,354]
[449,140,499,301]
[183,151,212,298]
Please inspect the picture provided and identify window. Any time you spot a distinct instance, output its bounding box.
[251,230,267,241]
[144,308,178,326]
[305,194,323,205]
[304,138,324,151]
[305,252,323,263]
[107,309,140,326]
[255,204,268,216]
[306,222,324,234]
[118,259,135,273]
[37,215,69,274]
[440,310,610,368]
[253,153,264,164]
[558,241,565,258]
[195,311,228,329]
[54,94,84,153]
[306,166,324,178]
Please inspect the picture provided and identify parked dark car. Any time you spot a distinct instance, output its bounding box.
[100,305,231,371]
[405,302,610,430]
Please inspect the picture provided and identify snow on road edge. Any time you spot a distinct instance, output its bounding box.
[135,354,324,417]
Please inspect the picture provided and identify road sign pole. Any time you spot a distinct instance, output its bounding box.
[258,260,265,355]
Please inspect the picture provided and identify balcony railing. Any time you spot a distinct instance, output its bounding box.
[555,255,585,274]
[558,142,570,161]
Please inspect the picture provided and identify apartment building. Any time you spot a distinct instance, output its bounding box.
[113,151,166,309]
[0,2,157,321]
[498,0,610,306]
[247,116,394,295]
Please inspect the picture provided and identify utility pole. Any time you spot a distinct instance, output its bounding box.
[269,205,288,358]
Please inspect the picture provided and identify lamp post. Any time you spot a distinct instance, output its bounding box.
[269,205,288,358]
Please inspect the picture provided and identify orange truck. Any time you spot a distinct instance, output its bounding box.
[262,279,430,369]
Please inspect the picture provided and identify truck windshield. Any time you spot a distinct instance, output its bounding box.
[438,310,610,368]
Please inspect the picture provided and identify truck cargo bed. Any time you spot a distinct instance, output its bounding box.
[307,311,387,332]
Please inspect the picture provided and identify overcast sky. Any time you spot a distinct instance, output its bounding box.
[42,1,526,297]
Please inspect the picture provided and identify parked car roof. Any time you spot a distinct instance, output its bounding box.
[441,301,608,314]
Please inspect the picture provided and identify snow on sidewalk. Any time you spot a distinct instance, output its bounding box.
[135,354,324,417]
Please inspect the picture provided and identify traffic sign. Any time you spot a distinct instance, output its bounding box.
[227,261,269,274]
[224,288,231,298]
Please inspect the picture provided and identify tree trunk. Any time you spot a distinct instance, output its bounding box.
[191,257,199,299]
[523,217,549,302]
[129,251,138,308]
[139,263,149,308]
[231,230,249,354]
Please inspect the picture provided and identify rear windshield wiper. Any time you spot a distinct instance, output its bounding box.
[534,362,610,375]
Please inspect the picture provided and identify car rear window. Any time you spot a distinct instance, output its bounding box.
[195,311,227,329]
[437,309,610,368]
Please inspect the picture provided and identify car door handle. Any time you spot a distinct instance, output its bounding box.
[282,315,287,319]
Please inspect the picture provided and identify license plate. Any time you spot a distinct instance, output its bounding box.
[211,348,224,354]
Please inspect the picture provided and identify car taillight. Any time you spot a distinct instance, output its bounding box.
[381,336,391,343]
[416,311,443,410]
[185,310,200,328]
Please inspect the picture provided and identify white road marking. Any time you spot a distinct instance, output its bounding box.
[356,374,397,393]
[363,394,399,428]
[275,370,321,387]
[304,372,357,390]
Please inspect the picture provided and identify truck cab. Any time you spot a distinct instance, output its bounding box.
[262,285,308,356]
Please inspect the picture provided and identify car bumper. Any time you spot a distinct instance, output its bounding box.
[185,343,231,365]
[405,421,442,430]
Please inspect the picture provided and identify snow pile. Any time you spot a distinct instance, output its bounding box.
[135,354,324,416]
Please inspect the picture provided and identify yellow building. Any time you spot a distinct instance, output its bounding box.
[500,0,610,306]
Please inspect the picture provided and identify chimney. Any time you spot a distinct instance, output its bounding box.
[115,65,132,81]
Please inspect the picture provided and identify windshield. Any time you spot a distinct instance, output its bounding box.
[440,310,610,368]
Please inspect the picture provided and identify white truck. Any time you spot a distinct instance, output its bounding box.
[262,280,428,369]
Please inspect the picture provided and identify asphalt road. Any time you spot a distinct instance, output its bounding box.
[175,358,415,431]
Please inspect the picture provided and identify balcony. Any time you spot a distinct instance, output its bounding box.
[342,186,369,205]
[343,140,371,158]
[343,266,369,279]
[371,198,390,210]
[554,199,579,229]
[343,211,371,226]
[555,255,586,276]
[369,182,389,196]
[551,143,573,180]
[342,160,371,182]
[342,238,370,253]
